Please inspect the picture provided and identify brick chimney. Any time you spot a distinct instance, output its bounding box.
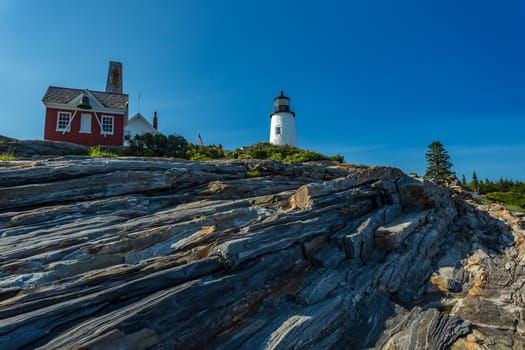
[153,111,158,130]
[106,61,123,94]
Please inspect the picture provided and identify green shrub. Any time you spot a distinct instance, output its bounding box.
[125,133,225,160]
[245,169,262,178]
[189,153,210,161]
[269,153,284,161]
[330,154,345,163]
[485,191,525,209]
[124,136,343,164]
[187,144,225,160]
[88,146,120,157]
[126,133,189,158]
[226,142,344,163]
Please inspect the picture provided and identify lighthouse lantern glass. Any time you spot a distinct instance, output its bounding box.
[274,97,289,107]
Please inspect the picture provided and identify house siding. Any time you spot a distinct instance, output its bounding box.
[44,108,124,146]
[126,120,157,138]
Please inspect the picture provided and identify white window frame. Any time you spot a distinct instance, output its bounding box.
[100,115,114,135]
[56,112,72,132]
[275,126,281,135]
[79,113,92,134]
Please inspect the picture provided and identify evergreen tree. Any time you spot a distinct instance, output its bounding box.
[471,171,479,192]
[461,174,467,186]
[482,178,491,194]
[425,141,453,179]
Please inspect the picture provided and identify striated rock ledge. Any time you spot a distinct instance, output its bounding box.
[0,157,524,349]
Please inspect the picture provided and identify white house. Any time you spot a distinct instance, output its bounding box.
[269,91,297,147]
[124,111,159,144]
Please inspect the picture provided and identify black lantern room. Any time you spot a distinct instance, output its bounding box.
[270,90,295,117]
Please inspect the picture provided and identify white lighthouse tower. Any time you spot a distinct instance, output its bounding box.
[269,91,297,147]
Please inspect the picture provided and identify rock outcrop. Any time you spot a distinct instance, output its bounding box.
[0,139,88,157]
[0,157,524,349]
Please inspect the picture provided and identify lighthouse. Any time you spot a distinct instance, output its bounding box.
[269,91,297,147]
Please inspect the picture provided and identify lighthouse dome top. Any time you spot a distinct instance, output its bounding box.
[273,90,290,101]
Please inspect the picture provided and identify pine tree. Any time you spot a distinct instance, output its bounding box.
[461,174,467,186]
[425,141,453,179]
[471,171,479,192]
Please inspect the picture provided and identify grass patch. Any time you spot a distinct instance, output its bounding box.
[245,169,262,178]
[0,154,16,161]
[88,146,120,157]
[189,153,210,161]
[0,146,16,161]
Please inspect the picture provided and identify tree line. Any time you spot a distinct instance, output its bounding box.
[425,141,525,209]
[461,172,525,194]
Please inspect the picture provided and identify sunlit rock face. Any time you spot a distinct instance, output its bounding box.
[0,157,524,349]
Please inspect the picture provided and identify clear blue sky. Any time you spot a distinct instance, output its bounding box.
[1,0,524,180]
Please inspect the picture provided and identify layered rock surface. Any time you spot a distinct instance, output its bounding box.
[0,157,524,349]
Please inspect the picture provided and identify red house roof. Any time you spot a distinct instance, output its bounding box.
[43,86,128,110]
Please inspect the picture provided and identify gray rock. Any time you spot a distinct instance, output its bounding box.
[374,211,429,252]
[0,157,524,349]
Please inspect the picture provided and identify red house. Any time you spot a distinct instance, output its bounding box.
[42,62,128,146]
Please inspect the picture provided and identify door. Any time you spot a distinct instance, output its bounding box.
[80,114,91,133]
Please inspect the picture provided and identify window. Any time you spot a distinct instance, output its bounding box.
[80,114,91,133]
[56,112,71,131]
[101,115,114,134]
[275,126,281,135]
